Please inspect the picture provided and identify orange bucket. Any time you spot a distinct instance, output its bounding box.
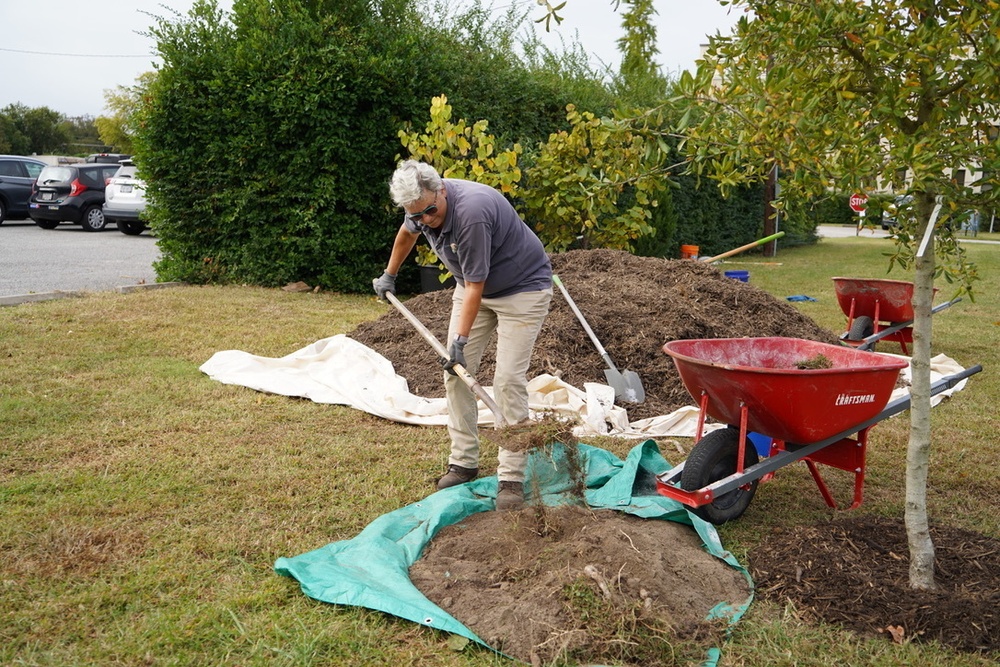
[680,244,700,260]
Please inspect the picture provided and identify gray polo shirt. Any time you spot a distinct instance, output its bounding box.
[404,179,552,299]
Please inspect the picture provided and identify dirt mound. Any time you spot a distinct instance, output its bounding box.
[750,514,1000,655]
[351,249,840,422]
[410,504,749,665]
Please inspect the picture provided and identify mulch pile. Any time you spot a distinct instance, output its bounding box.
[351,248,840,422]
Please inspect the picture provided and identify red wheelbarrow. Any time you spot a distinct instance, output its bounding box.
[832,277,959,354]
[655,337,981,525]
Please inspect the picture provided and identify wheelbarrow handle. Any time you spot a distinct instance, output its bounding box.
[383,292,509,427]
[857,297,962,351]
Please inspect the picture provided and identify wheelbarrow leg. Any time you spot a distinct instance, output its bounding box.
[801,427,871,510]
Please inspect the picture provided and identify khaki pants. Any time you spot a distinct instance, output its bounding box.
[445,285,552,482]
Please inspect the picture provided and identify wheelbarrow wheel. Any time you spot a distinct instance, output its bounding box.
[847,315,875,341]
[680,427,760,525]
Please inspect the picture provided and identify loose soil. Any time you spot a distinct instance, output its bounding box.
[350,249,997,662]
[410,505,747,666]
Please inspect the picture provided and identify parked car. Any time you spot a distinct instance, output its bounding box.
[881,194,913,230]
[29,163,121,231]
[85,153,131,164]
[103,159,148,235]
[0,155,46,224]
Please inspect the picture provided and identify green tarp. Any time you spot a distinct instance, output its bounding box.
[274,440,754,660]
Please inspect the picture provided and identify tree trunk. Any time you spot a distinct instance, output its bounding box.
[904,193,937,590]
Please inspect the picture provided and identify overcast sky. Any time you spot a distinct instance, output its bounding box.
[0,0,743,118]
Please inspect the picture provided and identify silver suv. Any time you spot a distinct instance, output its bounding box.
[881,194,912,230]
[103,160,148,235]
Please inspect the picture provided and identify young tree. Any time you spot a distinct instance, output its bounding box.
[672,0,998,589]
[97,72,157,155]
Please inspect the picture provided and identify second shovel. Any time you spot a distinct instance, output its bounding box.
[552,274,645,404]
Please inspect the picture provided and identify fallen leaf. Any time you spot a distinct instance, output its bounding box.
[883,624,905,644]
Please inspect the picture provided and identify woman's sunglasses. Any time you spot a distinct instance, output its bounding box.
[407,193,439,222]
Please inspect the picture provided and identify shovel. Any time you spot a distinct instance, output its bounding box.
[383,292,510,428]
[551,274,645,404]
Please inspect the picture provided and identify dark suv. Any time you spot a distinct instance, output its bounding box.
[29,163,120,231]
[0,155,46,224]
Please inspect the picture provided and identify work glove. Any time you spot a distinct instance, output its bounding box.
[442,334,468,375]
[372,271,396,300]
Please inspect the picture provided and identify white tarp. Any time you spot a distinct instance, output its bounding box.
[199,335,969,439]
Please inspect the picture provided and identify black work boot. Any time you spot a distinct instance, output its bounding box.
[495,481,524,511]
[436,464,478,490]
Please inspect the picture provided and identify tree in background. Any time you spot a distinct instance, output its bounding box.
[613,0,666,107]
[674,0,998,589]
[60,115,106,155]
[97,72,156,155]
[520,104,668,252]
[0,104,69,155]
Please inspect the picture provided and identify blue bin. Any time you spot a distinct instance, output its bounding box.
[747,431,771,457]
[725,270,750,283]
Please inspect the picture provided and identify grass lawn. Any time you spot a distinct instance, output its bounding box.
[1,234,997,666]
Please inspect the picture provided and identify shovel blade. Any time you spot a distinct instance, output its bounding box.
[604,368,645,403]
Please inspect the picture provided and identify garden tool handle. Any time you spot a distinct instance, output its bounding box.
[700,231,785,263]
[383,292,508,427]
[551,274,619,373]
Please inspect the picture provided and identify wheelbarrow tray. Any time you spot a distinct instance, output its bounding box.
[662,337,909,444]
[832,277,922,323]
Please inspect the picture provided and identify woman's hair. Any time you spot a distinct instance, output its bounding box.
[389,159,443,207]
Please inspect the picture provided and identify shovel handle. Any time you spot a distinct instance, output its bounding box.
[552,274,619,373]
[700,231,785,264]
[383,292,509,427]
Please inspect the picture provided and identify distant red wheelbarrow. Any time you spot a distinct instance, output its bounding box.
[655,337,980,525]
[832,277,960,354]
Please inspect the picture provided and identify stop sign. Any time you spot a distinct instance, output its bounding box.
[849,193,868,213]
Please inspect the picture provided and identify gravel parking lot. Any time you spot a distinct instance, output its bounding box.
[0,221,160,298]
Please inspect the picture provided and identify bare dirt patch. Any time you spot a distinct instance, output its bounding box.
[750,514,1000,656]
[410,505,748,665]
